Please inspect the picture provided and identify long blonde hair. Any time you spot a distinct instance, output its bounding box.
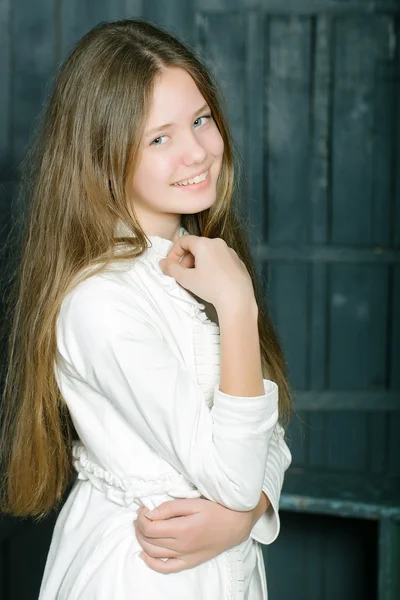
[0,18,294,519]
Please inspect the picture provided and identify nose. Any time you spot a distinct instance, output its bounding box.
[181,130,208,166]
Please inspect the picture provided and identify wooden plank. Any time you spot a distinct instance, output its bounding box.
[0,181,16,256]
[331,16,393,245]
[325,413,367,472]
[195,0,259,10]
[265,512,308,600]
[7,513,58,600]
[372,49,397,246]
[308,413,327,467]
[196,12,247,173]
[304,523,324,600]
[389,413,400,476]
[294,390,400,411]
[0,539,9,599]
[286,411,308,468]
[329,264,388,389]
[310,264,328,389]
[0,0,10,178]
[11,0,56,166]
[261,0,400,14]
[252,244,400,263]
[60,0,130,58]
[197,0,400,13]
[310,15,331,246]
[367,413,388,474]
[143,0,195,46]
[268,263,310,389]
[395,19,400,247]
[245,10,265,247]
[0,516,25,544]
[124,0,143,17]
[378,518,400,600]
[324,517,377,600]
[281,470,400,519]
[266,15,311,244]
[266,513,378,600]
[307,0,329,465]
[391,266,400,391]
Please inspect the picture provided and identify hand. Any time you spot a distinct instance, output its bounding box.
[159,235,255,311]
[133,498,253,574]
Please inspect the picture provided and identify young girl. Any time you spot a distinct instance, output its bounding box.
[0,18,293,600]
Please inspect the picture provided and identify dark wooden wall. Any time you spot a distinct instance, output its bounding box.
[0,1,399,599]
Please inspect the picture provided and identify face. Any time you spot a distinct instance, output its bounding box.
[126,66,224,241]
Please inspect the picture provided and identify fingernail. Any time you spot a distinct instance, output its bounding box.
[139,552,145,561]
[145,508,159,520]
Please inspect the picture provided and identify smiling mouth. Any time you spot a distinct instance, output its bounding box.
[171,169,209,187]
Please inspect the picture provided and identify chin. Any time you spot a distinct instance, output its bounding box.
[180,196,217,215]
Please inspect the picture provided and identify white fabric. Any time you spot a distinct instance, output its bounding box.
[39,221,292,600]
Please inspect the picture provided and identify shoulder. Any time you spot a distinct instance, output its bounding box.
[58,269,159,340]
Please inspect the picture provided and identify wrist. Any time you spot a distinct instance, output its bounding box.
[216,296,258,321]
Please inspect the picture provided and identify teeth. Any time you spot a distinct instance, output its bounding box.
[173,170,208,186]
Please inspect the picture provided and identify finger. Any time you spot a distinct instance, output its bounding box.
[145,499,201,521]
[134,520,179,552]
[178,252,195,269]
[139,551,188,575]
[167,235,199,265]
[136,530,180,559]
[136,512,185,541]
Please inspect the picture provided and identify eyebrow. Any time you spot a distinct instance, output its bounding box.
[145,103,210,137]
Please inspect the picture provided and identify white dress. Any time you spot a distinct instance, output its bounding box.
[39,222,292,600]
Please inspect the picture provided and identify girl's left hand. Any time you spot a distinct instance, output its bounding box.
[133,498,253,574]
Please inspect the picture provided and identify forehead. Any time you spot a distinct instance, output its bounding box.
[147,67,206,121]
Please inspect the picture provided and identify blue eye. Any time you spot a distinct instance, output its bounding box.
[150,114,212,146]
[193,114,212,127]
[150,135,168,146]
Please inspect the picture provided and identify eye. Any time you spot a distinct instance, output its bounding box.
[150,114,213,146]
[193,114,212,127]
[150,135,168,146]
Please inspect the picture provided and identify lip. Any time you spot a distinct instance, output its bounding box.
[171,169,210,191]
[171,166,210,186]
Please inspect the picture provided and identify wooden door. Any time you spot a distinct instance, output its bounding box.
[1,1,399,598]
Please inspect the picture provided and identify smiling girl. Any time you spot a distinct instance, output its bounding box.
[0,19,293,600]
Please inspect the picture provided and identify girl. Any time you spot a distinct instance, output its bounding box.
[0,18,293,600]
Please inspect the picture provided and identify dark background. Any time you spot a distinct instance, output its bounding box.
[0,1,399,599]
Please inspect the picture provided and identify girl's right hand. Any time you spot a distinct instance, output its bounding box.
[159,235,255,312]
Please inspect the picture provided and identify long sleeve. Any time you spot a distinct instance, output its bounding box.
[57,281,279,511]
[249,422,292,544]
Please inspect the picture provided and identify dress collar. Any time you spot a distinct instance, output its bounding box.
[114,219,207,315]
[114,219,188,257]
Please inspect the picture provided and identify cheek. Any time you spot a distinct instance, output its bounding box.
[207,128,224,160]
[135,154,175,188]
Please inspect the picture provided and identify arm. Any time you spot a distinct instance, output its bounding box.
[217,298,292,544]
[58,281,278,511]
[133,429,291,574]
[250,423,292,544]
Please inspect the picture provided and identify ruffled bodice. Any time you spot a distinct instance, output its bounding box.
[72,442,201,507]
[192,314,220,408]
[69,220,248,600]
[114,219,222,407]
[72,221,222,488]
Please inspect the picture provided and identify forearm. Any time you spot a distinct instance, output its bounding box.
[217,299,264,397]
